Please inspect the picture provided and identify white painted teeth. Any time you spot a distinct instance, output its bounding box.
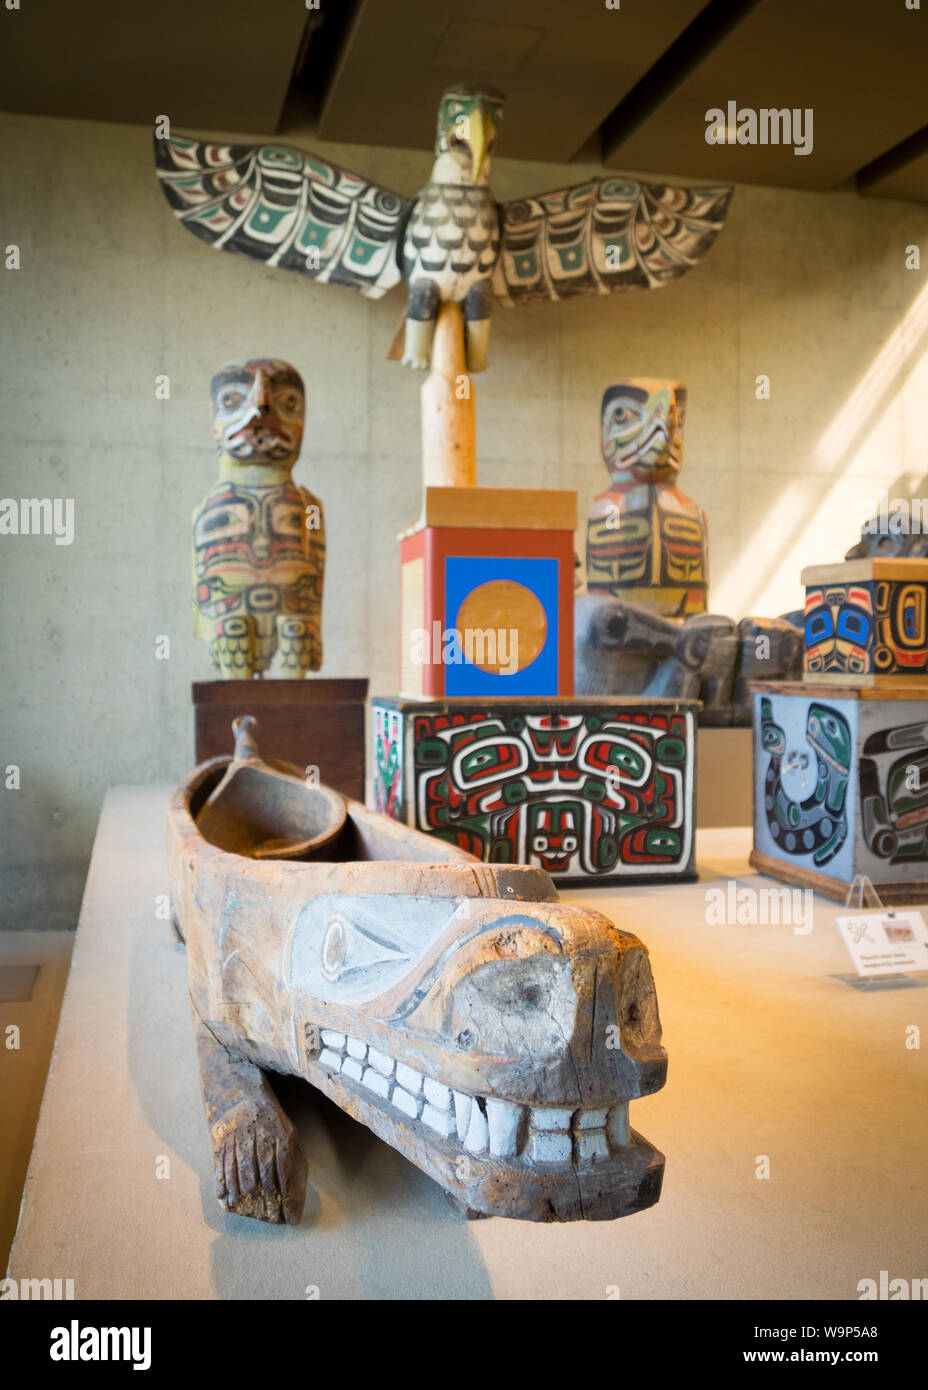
[453,1090,472,1142]
[464,1099,489,1154]
[533,1106,573,1131]
[485,1097,521,1158]
[396,1062,423,1094]
[393,1087,419,1120]
[422,1104,456,1137]
[423,1078,452,1111]
[530,1130,572,1163]
[313,1031,629,1163]
[368,1048,394,1077]
[607,1104,630,1148]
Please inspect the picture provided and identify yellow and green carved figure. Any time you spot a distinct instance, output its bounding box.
[586,379,708,618]
[193,358,325,679]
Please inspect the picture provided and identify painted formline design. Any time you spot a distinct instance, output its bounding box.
[313,1028,630,1164]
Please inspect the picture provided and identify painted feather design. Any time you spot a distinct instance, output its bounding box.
[492,177,734,307]
[154,135,409,299]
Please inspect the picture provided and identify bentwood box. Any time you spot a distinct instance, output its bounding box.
[370,695,699,885]
[749,679,928,903]
[398,486,577,700]
[802,559,928,686]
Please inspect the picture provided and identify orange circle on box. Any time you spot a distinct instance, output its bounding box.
[455,580,547,674]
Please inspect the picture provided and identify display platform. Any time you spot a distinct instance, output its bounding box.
[7,787,927,1300]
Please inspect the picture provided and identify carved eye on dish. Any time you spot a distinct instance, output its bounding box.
[321,914,348,982]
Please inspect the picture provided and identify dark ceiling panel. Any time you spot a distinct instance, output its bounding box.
[861,154,928,205]
[858,126,928,206]
[603,0,928,190]
[313,0,708,163]
[0,1,308,132]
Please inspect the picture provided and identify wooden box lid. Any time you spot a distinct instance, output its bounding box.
[401,486,578,539]
[801,558,928,585]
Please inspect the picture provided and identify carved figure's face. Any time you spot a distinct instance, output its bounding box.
[211,358,304,466]
[600,380,686,484]
[590,601,676,655]
[528,803,581,873]
[285,893,666,1220]
[436,86,505,185]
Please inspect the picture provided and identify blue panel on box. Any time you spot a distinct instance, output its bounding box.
[444,556,559,696]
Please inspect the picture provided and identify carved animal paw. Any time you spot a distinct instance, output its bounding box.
[401,353,431,370]
[211,1101,307,1225]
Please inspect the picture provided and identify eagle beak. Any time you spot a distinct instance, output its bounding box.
[468,110,493,185]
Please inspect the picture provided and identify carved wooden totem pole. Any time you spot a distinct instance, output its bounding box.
[154,89,733,392]
[586,380,708,618]
[156,86,731,711]
[193,358,325,678]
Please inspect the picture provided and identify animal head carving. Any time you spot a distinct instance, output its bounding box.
[434,84,506,186]
[210,358,305,472]
[600,379,687,485]
[167,745,669,1223]
[283,889,666,1219]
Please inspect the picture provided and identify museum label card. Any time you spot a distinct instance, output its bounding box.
[836,910,928,977]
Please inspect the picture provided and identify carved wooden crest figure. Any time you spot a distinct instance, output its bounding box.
[154,89,733,375]
[574,595,803,725]
[586,380,709,617]
[167,719,668,1224]
[194,358,325,679]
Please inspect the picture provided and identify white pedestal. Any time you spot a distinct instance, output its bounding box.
[8,789,927,1299]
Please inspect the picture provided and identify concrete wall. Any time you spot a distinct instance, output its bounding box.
[2,111,927,927]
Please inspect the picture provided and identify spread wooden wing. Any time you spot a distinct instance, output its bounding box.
[492,177,733,307]
[154,135,409,299]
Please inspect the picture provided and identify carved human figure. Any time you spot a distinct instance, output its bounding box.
[193,359,325,678]
[585,380,708,617]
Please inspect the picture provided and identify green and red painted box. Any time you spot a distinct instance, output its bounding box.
[371,696,698,885]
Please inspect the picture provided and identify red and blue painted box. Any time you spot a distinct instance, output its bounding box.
[399,487,576,699]
[802,559,928,686]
